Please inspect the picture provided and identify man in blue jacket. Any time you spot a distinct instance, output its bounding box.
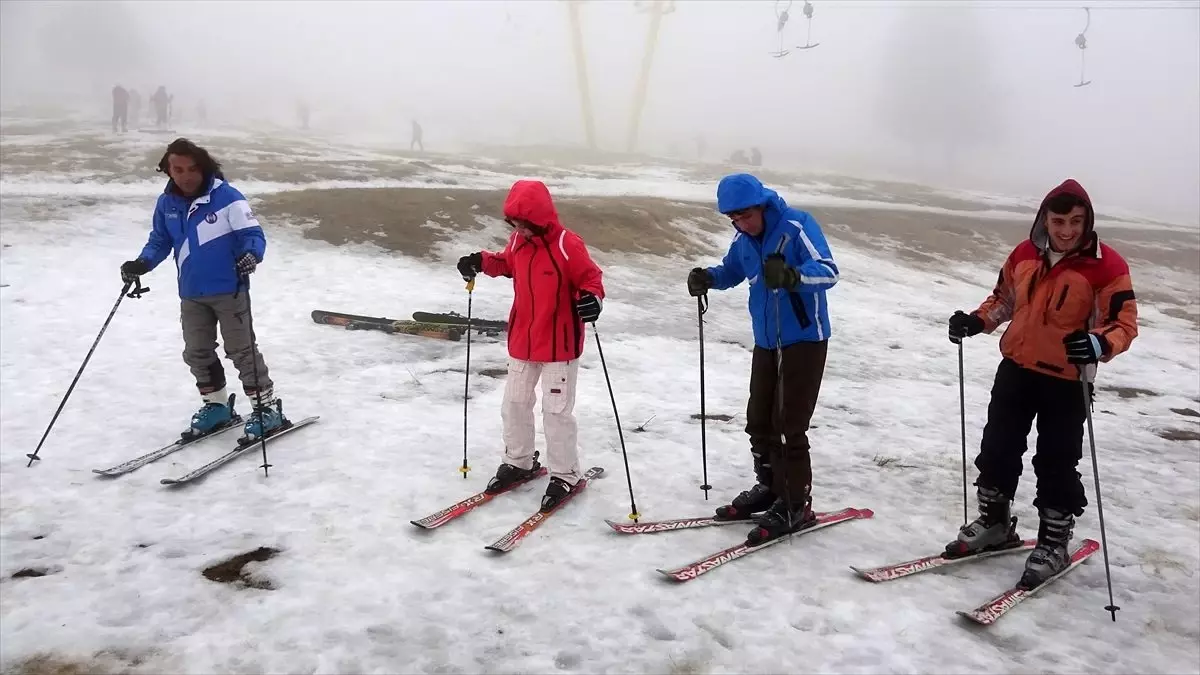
[120,138,286,443]
[688,173,839,546]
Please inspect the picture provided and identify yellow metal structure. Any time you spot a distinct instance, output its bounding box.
[626,0,675,153]
[566,0,597,149]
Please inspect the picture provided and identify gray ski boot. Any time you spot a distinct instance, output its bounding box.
[1018,507,1075,589]
[714,482,776,521]
[945,486,1022,558]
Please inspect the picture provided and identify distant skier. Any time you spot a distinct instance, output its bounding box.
[411,119,424,151]
[945,179,1138,589]
[749,147,762,167]
[111,85,129,132]
[456,180,606,512]
[687,173,839,546]
[118,138,287,443]
[151,86,170,127]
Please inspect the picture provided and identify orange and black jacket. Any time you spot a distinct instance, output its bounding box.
[974,179,1138,381]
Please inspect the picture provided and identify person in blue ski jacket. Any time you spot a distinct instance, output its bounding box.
[687,173,839,546]
[119,138,288,443]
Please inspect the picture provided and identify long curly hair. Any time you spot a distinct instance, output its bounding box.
[156,137,225,181]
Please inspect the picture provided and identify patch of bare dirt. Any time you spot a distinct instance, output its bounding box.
[257,187,730,258]
[1156,428,1200,442]
[201,546,279,590]
[1099,385,1160,399]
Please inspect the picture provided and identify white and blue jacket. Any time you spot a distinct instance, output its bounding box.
[139,175,267,299]
[707,174,838,348]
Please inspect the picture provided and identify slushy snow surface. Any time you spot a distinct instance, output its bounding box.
[1,125,1198,675]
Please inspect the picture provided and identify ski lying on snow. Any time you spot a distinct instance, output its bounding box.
[160,416,320,486]
[850,538,1038,582]
[92,418,243,477]
[485,466,604,553]
[605,515,753,534]
[956,538,1100,626]
[656,507,874,583]
[410,467,549,529]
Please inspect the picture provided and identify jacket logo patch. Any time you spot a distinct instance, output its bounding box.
[244,210,255,221]
[204,213,218,223]
[167,212,179,219]
[550,388,562,394]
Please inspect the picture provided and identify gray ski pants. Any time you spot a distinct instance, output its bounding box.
[180,292,272,398]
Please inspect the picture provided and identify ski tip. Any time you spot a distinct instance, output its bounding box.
[409,520,432,529]
[854,508,875,519]
[484,545,509,554]
[955,610,992,626]
[1080,538,1100,553]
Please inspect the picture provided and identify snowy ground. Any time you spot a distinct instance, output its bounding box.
[2,118,1199,675]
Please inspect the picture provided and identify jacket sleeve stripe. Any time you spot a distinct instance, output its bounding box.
[1107,289,1135,322]
[796,226,838,286]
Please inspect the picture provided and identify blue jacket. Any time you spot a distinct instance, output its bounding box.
[707,174,838,348]
[138,176,267,299]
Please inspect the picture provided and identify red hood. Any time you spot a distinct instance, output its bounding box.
[1029,178,1096,250]
[503,180,563,236]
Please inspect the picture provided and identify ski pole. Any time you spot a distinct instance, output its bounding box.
[958,340,969,526]
[461,278,475,479]
[1081,373,1120,621]
[592,326,639,522]
[241,277,271,477]
[27,278,149,466]
[697,294,712,499]
[773,285,794,530]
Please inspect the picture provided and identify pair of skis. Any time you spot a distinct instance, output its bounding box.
[852,537,1101,625]
[91,416,320,485]
[606,508,874,582]
[411,466,605,553]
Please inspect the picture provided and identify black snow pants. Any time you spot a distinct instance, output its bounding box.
[976,358,1091,516]
[745,340,828,504]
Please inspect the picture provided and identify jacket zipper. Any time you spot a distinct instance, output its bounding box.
[1054,285,1070,311]
[540,234,565,362]
[525,247,536,361]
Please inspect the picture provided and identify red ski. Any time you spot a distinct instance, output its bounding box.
[851,539,1038,583]
[656,507,873,583]
[485,467,604,553]
[605,516,749,534]
[410,467,547,530]
[957,538,1101,626]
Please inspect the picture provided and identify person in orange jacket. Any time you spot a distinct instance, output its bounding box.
[457,180,605,512]
[946,178,1138,589]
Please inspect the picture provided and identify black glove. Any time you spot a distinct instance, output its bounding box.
[235,252,258,276]
[762,254,798,290]
[457,252,483,281]
[1063,329,1107,364]
[687,267,712,297]
[948,310,985,344]
[120,258,150,283]
[575,292,602,323]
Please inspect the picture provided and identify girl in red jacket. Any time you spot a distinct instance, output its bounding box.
[458,180,606,512]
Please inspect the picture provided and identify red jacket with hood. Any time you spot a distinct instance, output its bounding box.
[481,180,605,363]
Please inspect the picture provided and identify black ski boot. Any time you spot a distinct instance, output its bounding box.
[944,486,1022,559]
[714,482,776,521]
[1018,507,1075,589]
[746,495,817,546]
[485,452,541,495]
[540,476,575,513]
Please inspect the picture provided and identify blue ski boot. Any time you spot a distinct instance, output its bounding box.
[184,392,236,440]
[242,391,287,443]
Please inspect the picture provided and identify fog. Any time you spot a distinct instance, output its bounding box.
[2,0,1198,222]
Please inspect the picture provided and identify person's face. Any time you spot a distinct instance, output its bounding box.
[1045,205,1087,252]
[168,154,204,197]
[505,217,543,239]
[727,205,765,236]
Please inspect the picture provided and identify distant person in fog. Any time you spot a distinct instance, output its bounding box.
[112,85,129,132]
[151,86,171,127]
[411,119,424,151]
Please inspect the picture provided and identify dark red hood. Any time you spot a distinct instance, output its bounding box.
[503,180,563,236]
[1030,178,1095,250]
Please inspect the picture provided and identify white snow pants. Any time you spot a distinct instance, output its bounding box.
[501,358,581,485]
